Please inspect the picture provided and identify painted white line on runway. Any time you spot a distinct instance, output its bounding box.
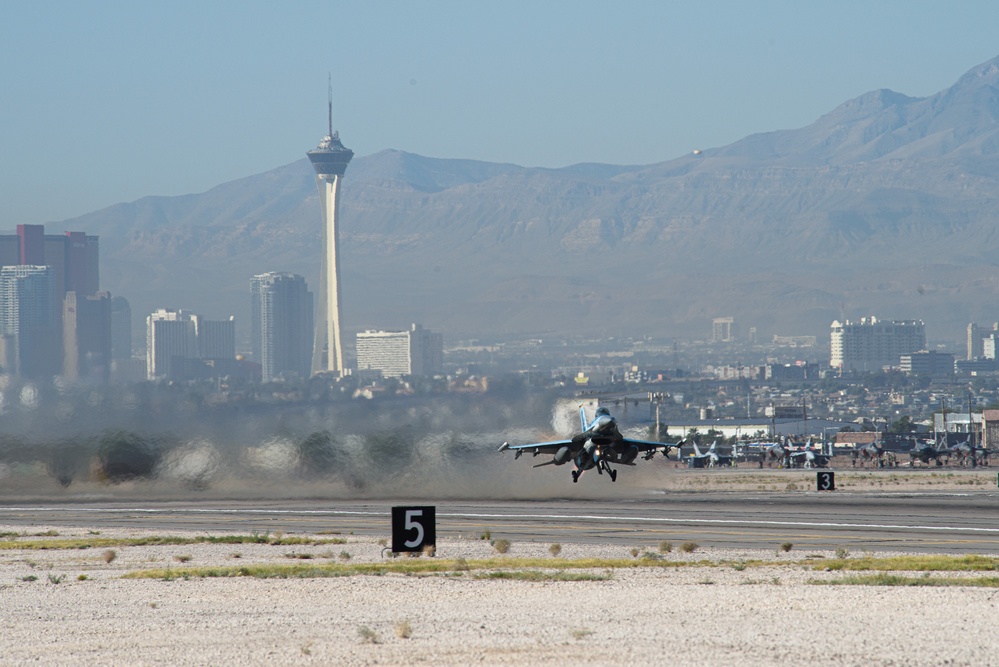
[3,506,998,534]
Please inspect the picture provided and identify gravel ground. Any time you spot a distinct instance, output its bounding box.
[1,525,998,666]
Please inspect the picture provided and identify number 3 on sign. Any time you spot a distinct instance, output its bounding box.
[816,471,835,491]
[391,506,436,553]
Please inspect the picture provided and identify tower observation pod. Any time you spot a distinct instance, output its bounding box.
[307,80,354,375]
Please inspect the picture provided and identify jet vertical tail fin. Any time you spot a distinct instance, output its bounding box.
[579,404,588,432]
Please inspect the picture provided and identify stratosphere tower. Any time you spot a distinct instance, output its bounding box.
[306,79,354,375]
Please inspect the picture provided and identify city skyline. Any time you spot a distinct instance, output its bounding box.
[5,2,999,224]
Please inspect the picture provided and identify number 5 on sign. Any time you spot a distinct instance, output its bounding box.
[392,506,436,553]
[816,471,835,491]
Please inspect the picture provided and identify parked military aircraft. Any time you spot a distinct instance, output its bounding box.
[498,405,681,483]
[787,439,829,468]
[852,441,884,466]
[688,441,735,468]
[760,437,793,467]
[909,440,947,466]
[946,438,990,467]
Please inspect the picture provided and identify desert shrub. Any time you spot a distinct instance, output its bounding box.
[395,620,412,639]
[357,626,380,644]
[680,542,699,553]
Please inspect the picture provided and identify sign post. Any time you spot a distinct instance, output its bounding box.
[391,506,436,554]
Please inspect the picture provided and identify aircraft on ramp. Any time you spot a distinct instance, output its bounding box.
[759,437,793,467]
[909,440,948,466]
[498,404,681,483]
[946,438,990,467]
[687,441,735,468]
[852,441,884,467]
[787,439,829,468]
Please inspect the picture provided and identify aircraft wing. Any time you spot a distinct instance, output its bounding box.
[621,438,683,461]
[621,438,679,452]
[498,439,574,456]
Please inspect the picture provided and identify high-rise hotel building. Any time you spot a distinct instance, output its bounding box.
[0,265,57,377]
[146,308,235,380]
[0,224,103,379]
[251,272,313,381]
[830,317,926,373]
[356,324,443,379]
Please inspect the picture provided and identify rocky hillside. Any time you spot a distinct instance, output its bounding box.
[62,56,999,347]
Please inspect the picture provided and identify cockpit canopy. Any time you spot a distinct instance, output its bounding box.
[594,407,610,418]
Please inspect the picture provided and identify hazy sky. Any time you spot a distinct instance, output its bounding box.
[3,1,999,224]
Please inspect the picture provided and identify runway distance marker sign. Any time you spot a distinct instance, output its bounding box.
[391,506,436,553]
[816,471,835,491]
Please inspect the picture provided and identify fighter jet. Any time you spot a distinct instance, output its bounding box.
[946,438,989,467]
[760,437,792,468]
[498,404,681,483]
[688,441,735,468]
[852,441,884,467]
[787,439,829,468]
[908,440,947,466]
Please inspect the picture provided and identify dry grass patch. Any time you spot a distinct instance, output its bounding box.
[122,556,752,580]
[0,533,345,551]
[812,573,999,588]
[815,554,999,572]
[474,570,611,582]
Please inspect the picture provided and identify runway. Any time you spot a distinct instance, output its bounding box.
[3,490,998,554]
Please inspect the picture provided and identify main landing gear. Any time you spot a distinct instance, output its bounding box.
[572,464,618,483]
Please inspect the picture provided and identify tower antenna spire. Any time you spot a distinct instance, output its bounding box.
[327,73,333,138]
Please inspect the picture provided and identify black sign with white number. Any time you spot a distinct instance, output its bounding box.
[391,506,436,553]
[816,471,835,491]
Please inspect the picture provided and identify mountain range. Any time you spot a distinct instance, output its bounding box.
[60,56,999,348]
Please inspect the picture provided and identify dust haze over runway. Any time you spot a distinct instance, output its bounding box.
[2,383,999,554]
[0,384,606,501]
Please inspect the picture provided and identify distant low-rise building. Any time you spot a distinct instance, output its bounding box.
[899,350,954,376]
